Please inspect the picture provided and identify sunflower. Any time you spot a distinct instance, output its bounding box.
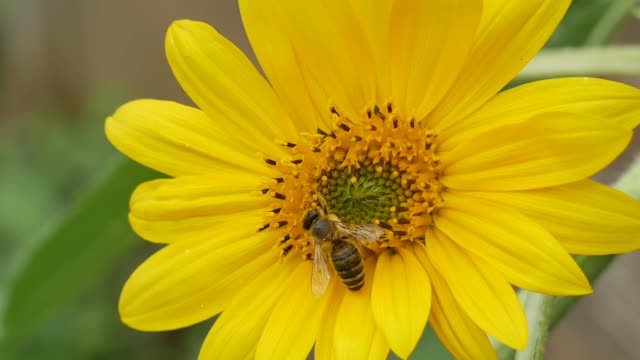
[105,1,640,359]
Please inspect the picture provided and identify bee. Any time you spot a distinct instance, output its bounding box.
[302,199,386,297]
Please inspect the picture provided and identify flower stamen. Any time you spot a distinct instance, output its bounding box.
[260,103,445,259]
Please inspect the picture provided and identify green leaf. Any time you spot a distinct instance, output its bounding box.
[0,158,160,349]
[397,326,454,360]
[546,0,636,48]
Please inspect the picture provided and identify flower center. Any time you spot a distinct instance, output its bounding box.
[318,163,407,225]
[258,103,444,260]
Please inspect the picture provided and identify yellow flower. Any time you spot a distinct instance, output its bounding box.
[105,1,640,359]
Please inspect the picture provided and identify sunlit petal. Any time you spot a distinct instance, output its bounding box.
[429,0,571,130]
[466,180,640,254]
[106,100,274,177]
[371,248,431,359]
[256,261,333,360]
[390,0,481,120]
[415,245,499,360]
[166,20,296,155]
[199,258,298,360]
[426,228,527,349]
[435,192,592,295]
[129,175,270,243]
[440,77,640,150]
[440,112,631,191]
[119,228,279,331]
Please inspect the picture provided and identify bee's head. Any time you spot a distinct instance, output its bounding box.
[311,217,333,241]
[302,209,320,231]
[303,209,334,241]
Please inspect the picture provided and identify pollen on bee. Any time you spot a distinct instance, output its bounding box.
[350,176,357,184]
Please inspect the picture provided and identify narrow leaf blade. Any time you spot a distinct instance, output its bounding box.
[1,158,160,347]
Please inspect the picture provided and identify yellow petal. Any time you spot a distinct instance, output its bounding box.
[199,258,298,360]
[371,248,431,359]
[129,175,270,243]
[428,0,571,130]
[119,227,278,331]
[390,0,481,120]
[466,180,640,255]
[105,99,274,177]
[435,192,592,295]
[350,0,393,107]
[426,228,527,349]
[256,261,332,360]
[165,20,295,156]
[440,112,631,191]
[440,77,640,150]
[242,0,378,121]
[333,258,389,360]
[415,245,498,360]
[314,283,344,360]
[238,0,323,132]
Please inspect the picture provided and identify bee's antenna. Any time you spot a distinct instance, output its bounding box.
[316,193,328,213]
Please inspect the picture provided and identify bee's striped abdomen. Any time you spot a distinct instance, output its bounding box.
[331,240,365,291]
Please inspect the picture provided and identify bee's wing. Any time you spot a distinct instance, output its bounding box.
[311,242,331,297]
[334,222,386,244]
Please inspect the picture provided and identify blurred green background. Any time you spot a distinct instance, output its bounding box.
[0,1,639,359]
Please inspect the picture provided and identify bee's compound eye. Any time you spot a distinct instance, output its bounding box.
[302,209,319,230]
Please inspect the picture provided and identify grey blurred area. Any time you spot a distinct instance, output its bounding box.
[2,0,253,117]
[1,1,639,359]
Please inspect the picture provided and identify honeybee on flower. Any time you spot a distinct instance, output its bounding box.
[106,0,640,359]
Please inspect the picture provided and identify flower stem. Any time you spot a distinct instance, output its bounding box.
[514,292,552,360]
[516,46,640,80]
